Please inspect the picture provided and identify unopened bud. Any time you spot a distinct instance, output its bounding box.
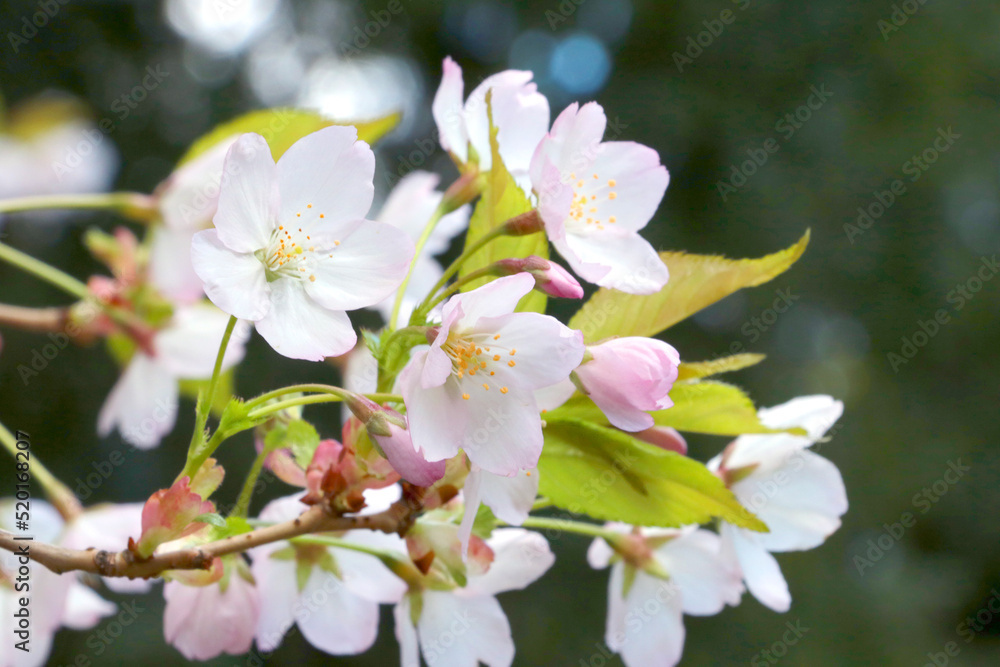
[495,255,583,299]
[500,209,545,236]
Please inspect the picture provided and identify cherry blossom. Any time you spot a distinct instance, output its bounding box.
[190,128,415,360]
[394,528,554,667]
[708,395,847,612]
[251,490,407,655]
[588,524,744,667]
[529,102,670,294]
[573,337,681,431]
[97,303,249,449]
[398,274,584,476]
[432,57,549,185]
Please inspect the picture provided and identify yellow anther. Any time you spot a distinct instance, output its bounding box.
[609,192,617,200]
[482,383,489,390]
[500,387,508,394]
[462,393,470,400]
[608,179,617,187]
[508,360,516,367]
[309,274,316,282]
[510,349,516,355]
[493,354,501,361]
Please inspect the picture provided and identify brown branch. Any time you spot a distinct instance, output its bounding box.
[0,488,424,582]
[0,303,69,333]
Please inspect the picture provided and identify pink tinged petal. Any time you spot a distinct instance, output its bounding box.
[722,524,791,613]
[587,537,615,570]
[475,312,585,389]
[463,69,536,172]
[148,227,204,303]
[534,160,574,241]
[250,545,299,652]
[277,125,373,225]
[534,378,576,412]
[163,575,259,661]
[636,426,688,455]
[745,450,848,552]
[490,80,550,176]
[335,530,408,603]
[418,592,515,667]
[190,229,270,321]
[97,354,178,450]
[398,364,466,463]
[137,477,215,557]
[550,233,611,286]
[564,230,669,294]
[587,141,670,233]
[758,395,844,440]
[376,171,443,240]
[212,133,279,253]
[530,102,607,184]
[576,337,680,432]
[155,303,249,378]
[468,528,553,597]
[457,381,545,475]
[654,526,744,616]
[447,273,535,326]
[373,421,446,487]
[297,569,380,655]
[60,583,116,630]
[254,278,356,360]
[394,596,421,667]
[458,468,538,555]
[607,566,686,667]
[306,219,415,311]
[432,57,469,162]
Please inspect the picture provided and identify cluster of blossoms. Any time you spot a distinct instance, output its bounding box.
[0,57,846,666]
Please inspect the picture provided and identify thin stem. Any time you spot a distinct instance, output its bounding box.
[292,534,402,561]
[184,316,238,476]
[0,422,81,521]
[231,444,271,519]
[520,516,620,541]
[411,224,508,322]
[245,383,401,411]
[390,201,448,330]
[422,266,496,312]
[0,192,158,222]
[0,243,89,299]
[0,303,67,333]
[531,497,553,511]
[246,390,403,421]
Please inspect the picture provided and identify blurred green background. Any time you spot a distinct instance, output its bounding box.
[1,0,998,664]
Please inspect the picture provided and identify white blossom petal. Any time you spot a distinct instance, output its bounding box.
[191,229,270,321]
[212,133,279,253]
[254,279,356,360]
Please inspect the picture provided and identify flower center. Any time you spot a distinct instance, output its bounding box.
[256,208,340,283]
[566,172,618,232]
[441,331,517,399]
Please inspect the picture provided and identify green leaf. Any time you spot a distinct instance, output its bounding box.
[193,512,226,528]
[264,419,320,469]
[538,418,766,531]
[569,231,810,342]
[472,504,499,539]
[177,108,401,167]
[653,380,805,436]
[675,353,766,381]
[459,96,548,313]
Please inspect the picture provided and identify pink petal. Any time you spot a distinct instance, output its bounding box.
[212,133,279,253]
[432,57,469,162]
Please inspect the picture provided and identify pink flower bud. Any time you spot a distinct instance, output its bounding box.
[634,426,688,455]
[496,255,584,299]
[574,337,681,432]
[134,459,223,558]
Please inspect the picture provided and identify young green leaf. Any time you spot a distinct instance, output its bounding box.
[177,108,401,166]
[538,418,766,531]
[264,419,321,469]
[569,231,810,342]
[653,380,806,436]
[675,353,766,381]
[192,512,226,528]
[459,96,548,313]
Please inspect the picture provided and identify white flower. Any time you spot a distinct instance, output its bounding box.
[588,525,744,667]
[432,57,549,185]
[458,466,538,551]
[398,274,584,476]
[191,127,415,360]
[394,528,554,667]
[529,102,670,294]
[373,171,470,324]
[251,489,407,655]
[708,395,848,612]
[98,303,249,449]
